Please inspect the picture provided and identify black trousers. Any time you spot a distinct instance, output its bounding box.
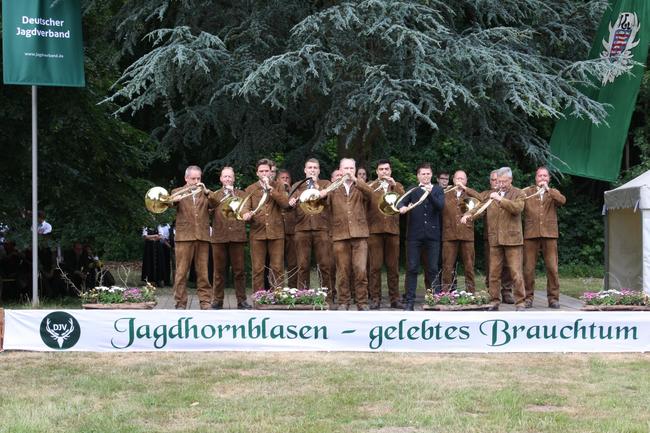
[405,238,440,302]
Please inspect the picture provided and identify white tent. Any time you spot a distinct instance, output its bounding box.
[603,170,650,294]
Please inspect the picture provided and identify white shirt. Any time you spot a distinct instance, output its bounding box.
[37,220,52,235]
[158,224,170,240]
[344,182,353,196]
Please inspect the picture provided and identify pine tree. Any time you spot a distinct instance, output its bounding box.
[109,0,622,168]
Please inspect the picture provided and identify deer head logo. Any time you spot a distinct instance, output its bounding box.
[39,312,81,350]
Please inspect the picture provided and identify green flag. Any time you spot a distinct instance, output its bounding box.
[2,0,85,87]
[549,1,650,182]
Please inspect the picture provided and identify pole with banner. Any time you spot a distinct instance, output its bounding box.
[549,0,650,182]
[2,0,85,305]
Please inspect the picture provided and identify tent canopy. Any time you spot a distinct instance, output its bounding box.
[604,170,650,210]
[603,170,650,293]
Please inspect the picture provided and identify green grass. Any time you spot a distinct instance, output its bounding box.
[0,352,649,433]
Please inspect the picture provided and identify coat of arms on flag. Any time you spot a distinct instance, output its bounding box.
[601,12,641,85]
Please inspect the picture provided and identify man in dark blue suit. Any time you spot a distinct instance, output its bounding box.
[399,163,445,311]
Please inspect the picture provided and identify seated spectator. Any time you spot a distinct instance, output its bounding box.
[83,244,115,288]
[0,240,29,301]
[62,242,90,293]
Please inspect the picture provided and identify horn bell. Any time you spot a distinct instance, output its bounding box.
[378,191,401,216]
[145,186,171,214]
[299,189,325,215]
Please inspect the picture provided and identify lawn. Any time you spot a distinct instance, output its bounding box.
[1,267,642,433]
[0,352,648,433]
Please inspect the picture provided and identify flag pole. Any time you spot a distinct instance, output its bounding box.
[32,85,39,306]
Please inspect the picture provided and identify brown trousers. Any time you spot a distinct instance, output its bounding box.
[285,234,298,288]
[251,238,284,291]
[294,231,332,290]
[333,238,368,307]
[367,233,400,303]
[523,237,560,304]
[488,245,525,306]
[442,240,475,292]
[211,242,246,304]
[328,240,337,303]
[484,239,513,298]
[174,240,212,309]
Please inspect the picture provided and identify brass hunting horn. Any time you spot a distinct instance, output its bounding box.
[144,184,207,214]
[298,174,350,215]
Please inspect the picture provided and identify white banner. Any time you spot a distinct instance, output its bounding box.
[4,309,650,352]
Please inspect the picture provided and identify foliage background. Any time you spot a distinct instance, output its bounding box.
[0,1,646,275]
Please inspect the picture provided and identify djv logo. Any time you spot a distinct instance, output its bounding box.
[39,312,81,350]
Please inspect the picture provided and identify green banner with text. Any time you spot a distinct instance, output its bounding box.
[549,1,650,182]
[2,0,85,87]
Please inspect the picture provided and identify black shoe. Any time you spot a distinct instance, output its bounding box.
[369,301,381,310]
[390,301,405,309]
[525,299,534,309]
[237,301,252,310]
[212,302,223,310]
[404,303,414,311]
[548,301,560,309]
[502,293,515,304]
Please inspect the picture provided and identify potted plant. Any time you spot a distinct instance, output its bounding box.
[81,282,157,309]
[252,287,328,310]
[581,289,650,311]
[422,289,493,311]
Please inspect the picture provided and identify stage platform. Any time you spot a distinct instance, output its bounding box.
[155,288,584,311]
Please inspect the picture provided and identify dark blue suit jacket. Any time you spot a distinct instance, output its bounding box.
[401,185,445,241]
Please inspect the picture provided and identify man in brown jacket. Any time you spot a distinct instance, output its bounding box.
[288,158,332,291]
[278,169,298,288]
[466,167,526,310]
[208,167,250,309]
[441,170,482,292]
[171,165,212,310]
[320,158,373,310]
[327,169,343,305]
[242,159,290,292]
[367,159,404,309]
[481,170,514,303]
[522,166,566,308]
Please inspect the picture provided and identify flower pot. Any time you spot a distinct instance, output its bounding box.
[581,305,650,312]
[253,303,328,310]
[82,302,157,310]
[422,304,494,311]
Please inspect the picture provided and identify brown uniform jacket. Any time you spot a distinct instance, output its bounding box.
[479,189,495,240]
[442,187,482,241]
[280,185,297,236]
[291,179,331,232]
[485,186,525,247]
[172,186,211,242]
[208,187,247,243]
[328,180,373,241]
[522,186,566,239]
[243,180,290,240]
[366,180,405,235]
